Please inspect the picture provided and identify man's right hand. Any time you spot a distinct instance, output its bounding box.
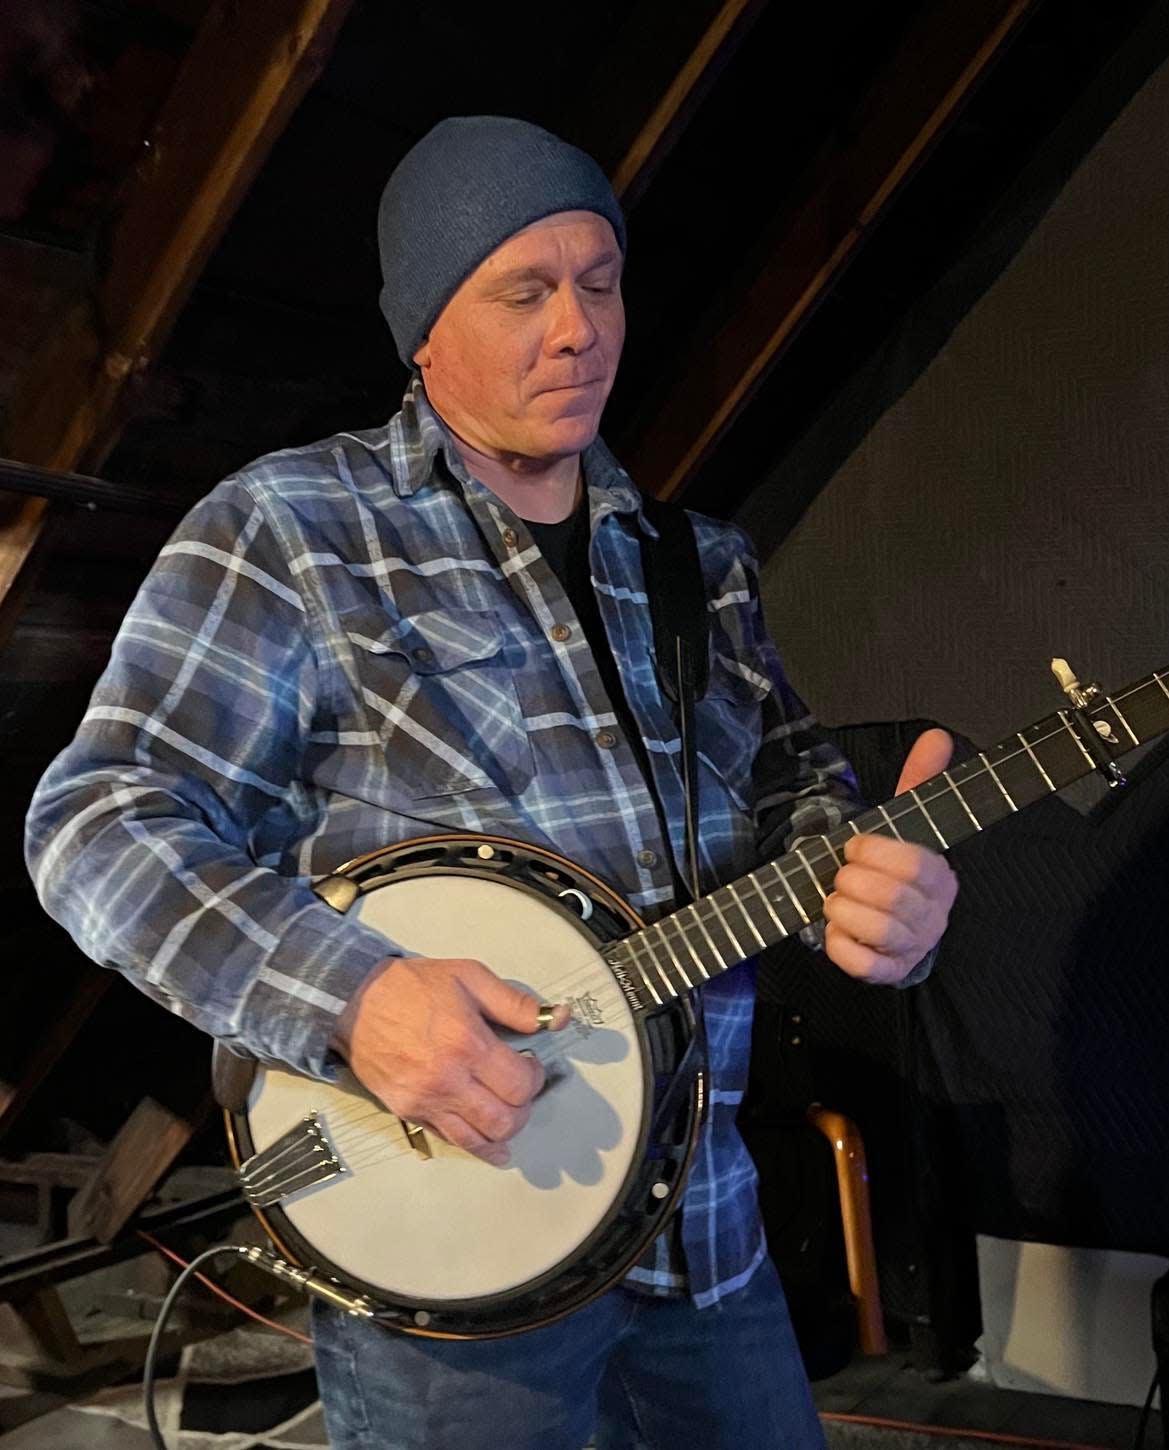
[330,957,569,1167]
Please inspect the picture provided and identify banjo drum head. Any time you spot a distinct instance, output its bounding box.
[244,867,648,1308]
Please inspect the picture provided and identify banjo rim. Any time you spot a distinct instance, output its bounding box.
[224,831,705,1338]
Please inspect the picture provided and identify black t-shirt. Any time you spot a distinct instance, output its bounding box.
[526,502,656,791]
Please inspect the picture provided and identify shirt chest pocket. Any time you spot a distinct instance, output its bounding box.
[335,607,534,798]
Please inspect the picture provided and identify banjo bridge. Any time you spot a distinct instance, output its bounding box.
[238,1112,349,1209]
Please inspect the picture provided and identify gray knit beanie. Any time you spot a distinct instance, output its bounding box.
[377,116,627,367]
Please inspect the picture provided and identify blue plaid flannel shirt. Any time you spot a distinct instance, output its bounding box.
[26,377,863,1307]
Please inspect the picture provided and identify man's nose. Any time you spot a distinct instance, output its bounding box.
[547,286,597,354]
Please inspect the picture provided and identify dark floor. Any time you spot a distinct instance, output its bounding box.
[0,1344,1159,1449]
[814,1351,1161,1449]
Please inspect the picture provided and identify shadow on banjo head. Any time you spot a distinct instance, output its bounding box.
[509,1056,626,1190]
[497,981,634,1191]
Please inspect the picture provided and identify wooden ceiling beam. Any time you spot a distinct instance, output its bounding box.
[0,0,355,625]
[624,0,1040,500]
[612,0,770,208]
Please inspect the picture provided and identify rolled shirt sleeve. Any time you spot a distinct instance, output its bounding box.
[25,476,398,1079]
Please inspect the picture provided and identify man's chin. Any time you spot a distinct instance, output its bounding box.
[530,414,603,459]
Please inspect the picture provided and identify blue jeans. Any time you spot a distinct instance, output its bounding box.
[311,1256,826,1449]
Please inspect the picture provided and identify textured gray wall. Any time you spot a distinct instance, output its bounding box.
[744,56,1169,748]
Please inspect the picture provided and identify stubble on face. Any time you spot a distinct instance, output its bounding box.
[413,211,625,475]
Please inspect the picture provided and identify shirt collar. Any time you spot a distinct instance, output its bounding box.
[386,374,653,533]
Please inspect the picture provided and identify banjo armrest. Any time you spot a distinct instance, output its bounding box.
[211,1041,257,1114]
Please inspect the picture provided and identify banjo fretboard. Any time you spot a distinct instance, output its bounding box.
[604,668,1169,1009]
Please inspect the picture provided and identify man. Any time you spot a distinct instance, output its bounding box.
[26,117,957,1448]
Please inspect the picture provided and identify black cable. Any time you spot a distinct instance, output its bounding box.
[1133,1370,1160,1450]
[143,1243,247,1450]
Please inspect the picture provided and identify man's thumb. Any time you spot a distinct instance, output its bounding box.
[895,728,955,796]
[463,963,568,1033]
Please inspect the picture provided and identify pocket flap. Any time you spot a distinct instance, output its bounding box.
[341,607,503,674]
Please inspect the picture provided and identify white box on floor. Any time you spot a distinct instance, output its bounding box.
[974,1235,1165,1407]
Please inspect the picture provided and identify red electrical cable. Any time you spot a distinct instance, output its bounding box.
[136,1229,312,1347]
[820,1410,1116,1450]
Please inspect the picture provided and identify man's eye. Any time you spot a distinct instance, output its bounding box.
[505,293,542,307]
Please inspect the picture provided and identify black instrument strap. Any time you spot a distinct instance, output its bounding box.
[640,496,709,903]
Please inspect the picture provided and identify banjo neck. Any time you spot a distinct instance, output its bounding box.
[603,666,1169,1012]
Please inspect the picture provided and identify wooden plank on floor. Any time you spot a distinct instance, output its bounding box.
[67,1093,213,1244]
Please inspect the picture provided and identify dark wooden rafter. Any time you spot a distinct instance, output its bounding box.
[611,0,770,208]
[0,0,355,1171]
[626,0,1040,500]
[0,0,356,629]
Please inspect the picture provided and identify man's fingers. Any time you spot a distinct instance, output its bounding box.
[832,862,929,919]
[475,1038,546,1107]
[456,1080,531,1143]
[843,833,957,896]
[824,921,911,986]
[459,961,571,1035]
[426,1110,512,1168]
[823,892,920,957]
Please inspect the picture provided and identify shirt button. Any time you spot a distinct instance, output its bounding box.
[549,623,572,643]
[594,729,617,750]
[502,528,518,549]
[637,849,658,868]
[412,646,433,664]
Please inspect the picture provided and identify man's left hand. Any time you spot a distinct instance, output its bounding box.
[822,728,959,986]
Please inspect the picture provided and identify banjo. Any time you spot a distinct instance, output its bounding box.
[216,659,1169,1337]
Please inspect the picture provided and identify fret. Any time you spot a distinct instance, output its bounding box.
[1155,670,1169,702]
[978,750,1018,812]
[995,733,1056,809]
[1017,731,1055,791]
[770,860,811,926]
[726,881,768,950]
[820,836,844,868]
[685,900,728,972]
[947,758,1006,829]
[653,920,694,991]
[846,818,862,834]
[1057,710,1098,773]
[1107,675,1169,744]
[876,803,903,840]
[793,845,828,901]
[909,787,948,848]
[622,936,664,1007]
[626,934,667,1006]
[943,768,982,830]
[1027,716,1090,790]
[707,894,746,960]
[913,779,971,845]
[1104,694,1139,746]
[668,912,711,980]
[746,871,790,939]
